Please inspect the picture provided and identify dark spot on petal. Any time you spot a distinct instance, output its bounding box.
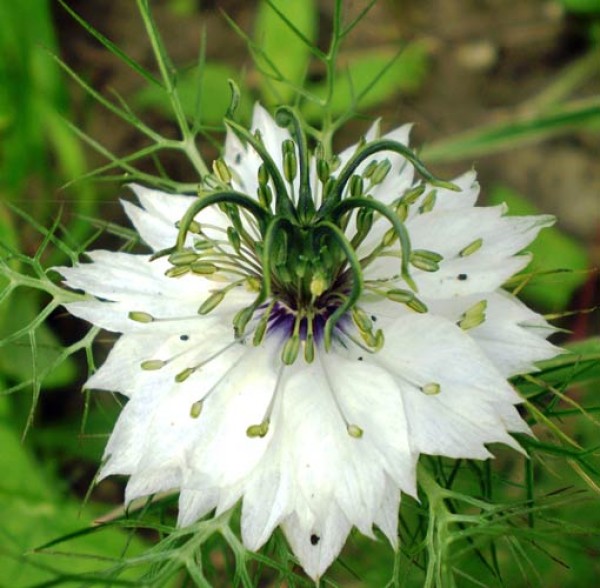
[371,315,377,322]
[457,274,468,281]
[235,153,242,164]
[180,334,190,341]
[310,534,320,545]
[358,356,363,361]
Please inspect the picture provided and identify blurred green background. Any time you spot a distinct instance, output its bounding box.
[0,0,598,585]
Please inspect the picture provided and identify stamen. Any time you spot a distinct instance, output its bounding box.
[421,382,441,395]
[410,249,443,272]
[140,359,167,370]
[189,401,203,418]
[213,158,232,184]
[164,266,191,278]
[370,159,392,185]
[320,355,364,440]
[246,363,285,439]
[128,311,155,323]
[458,300,487,330]
[168,249,199,266]
[419,190,437,213]
[459,238,483,257]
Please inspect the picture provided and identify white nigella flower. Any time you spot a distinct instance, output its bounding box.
[58,104,561,580]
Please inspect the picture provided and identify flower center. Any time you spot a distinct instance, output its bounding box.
[159,107,458,365]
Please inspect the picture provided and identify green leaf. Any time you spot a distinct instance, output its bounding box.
[134,63,252,126]
[423,96,600,163]
[516,337,600,395]
[491,186,590,310]
[0,395,148,585]
[0,291,76,389]
[302,42,430,122]
[254,0,317,105]
[558,0,600,13]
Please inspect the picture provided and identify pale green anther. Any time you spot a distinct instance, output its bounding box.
[168,249,199,266]
[323,177,336,198]
[410,250,443,272]
[234,306,255,338]
[349,174,364,197]
[458,300,487,330]
[352,307,372,332]
[330,154,341,171]
[304,334,315,363]
[382,226,398,247]
[175,367,195,383]
[198,290,226,315]
[347,424,364,438]
[227,227,241,252]
[213,158,232,183]
[374,329,385,351]
[175,219,201,234]
[419,190,437,213]
[401,184,426,205]
[395,202,408,222]
[317,159,330,183]
[284,150,297,182]
[360,329,378,348]
[421,382,441,395]
[246,421,269,438]
[386,289,415,303]
[128,311,154,323]
[258,184,273,208]
[191,261,217,275]
[193,240,213,251]
[371,159,392,185]
[245,276,261,292]
[310,273,328,297]
[252,315,269,346]
[406,297,428,313]
[190,401,203,418]
[356,207,374,234]
[140,359,166,370]
[165,266,191,278]
[188,220,202,234]
[459,238,483,257]
[281,335,301,365]
[363,160,378,179]
[258,163,269,187]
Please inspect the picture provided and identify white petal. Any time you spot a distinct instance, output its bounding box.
[178,484,219,527]
[372,475,401,548]
[375,313,526,458]
[426,290,562,376]
[282,504,352,581]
